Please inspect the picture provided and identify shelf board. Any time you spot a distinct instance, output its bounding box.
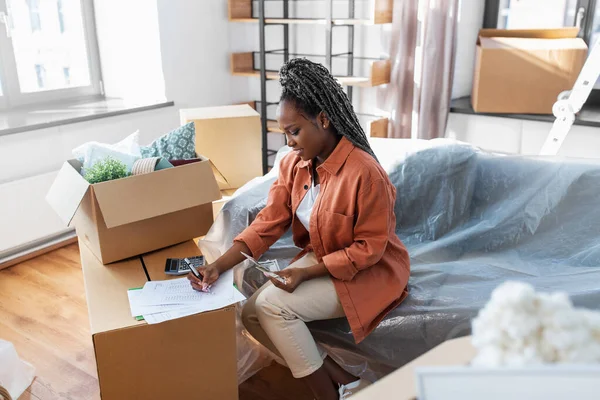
[230,17,387,25]
[241,101,388,138]
[267,120,282,133]
[268,118,388,137]
[228,0,393,24]
[231,52,391,87]
[368,117,389,138]
[232,69,373,86]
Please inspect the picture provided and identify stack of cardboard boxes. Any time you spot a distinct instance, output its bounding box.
[46,105,263,399]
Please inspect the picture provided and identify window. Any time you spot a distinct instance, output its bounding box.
[63,66,70,84]
[34,63,45,88]
[586,0,600,49]
[484,0,600,97]
[0,0,101,109]
[57,0,64,33]
[27,0,40,32]
[485,0,581,29]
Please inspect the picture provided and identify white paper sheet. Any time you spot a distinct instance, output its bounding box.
[139,270,234,306]
[143,288,246,324]
[127,289,193,318]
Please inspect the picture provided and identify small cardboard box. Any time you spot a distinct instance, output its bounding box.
[79,239,238,399]
[180,104,262,191]
[46,156,221,264]
[352,336,476,400]
[471,28,587,114]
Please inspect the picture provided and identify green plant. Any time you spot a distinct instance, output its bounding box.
[83,157,130,184]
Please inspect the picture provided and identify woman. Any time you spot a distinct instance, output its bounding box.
[188,58,410,400]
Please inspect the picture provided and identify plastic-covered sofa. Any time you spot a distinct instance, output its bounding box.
[200,138,600,382]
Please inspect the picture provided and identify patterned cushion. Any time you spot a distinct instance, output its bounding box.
[140,122,196,160]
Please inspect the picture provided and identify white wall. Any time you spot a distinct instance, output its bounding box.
[93,0,166,102]
[451,0,485,99]
[158,1,250,108]
[446,113,600,158]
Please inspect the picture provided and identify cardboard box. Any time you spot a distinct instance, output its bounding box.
[414,364,600,399]
[180,105,262,191]
[79,239,238,400]
[471,28,587,114]
[46,157,221,264]
[352,336,476,400]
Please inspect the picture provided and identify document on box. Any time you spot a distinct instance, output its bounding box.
[140,270,234,306]
[127,289,191,318]
[143,288,246,324]
[126,270,246,323]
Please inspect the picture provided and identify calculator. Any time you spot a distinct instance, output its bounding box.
[164,255,205,276]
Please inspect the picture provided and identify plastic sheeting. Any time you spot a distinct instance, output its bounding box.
[199,138,600,382]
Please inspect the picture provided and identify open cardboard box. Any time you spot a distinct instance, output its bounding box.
[472,28,587,114]
[180,104,263,219]
[79,239,238,399]
[46,155,221,264]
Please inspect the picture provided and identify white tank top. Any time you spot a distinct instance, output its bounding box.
[296,181,320,231]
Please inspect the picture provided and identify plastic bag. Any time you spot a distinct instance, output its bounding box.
[235,304,273,384]
[0,340,35,399]
[72,130,142,174]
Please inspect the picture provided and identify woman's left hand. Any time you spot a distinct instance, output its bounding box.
[270,268,308,293]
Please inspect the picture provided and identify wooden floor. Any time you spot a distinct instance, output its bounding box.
[0,243,313,400]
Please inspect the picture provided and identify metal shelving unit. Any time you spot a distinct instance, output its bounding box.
[229,0,393,173]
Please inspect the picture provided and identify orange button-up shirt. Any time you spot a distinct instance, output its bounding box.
[234,137,410,343]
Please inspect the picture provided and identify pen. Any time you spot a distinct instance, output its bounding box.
[183,258,212,293]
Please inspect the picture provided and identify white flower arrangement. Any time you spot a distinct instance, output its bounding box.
[471,281,600,367]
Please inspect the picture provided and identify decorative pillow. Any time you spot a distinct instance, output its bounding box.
[140,122,196,160]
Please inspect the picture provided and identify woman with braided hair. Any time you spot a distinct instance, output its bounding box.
[188,58,410,399]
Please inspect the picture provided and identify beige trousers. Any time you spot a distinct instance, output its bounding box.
[241,253,345,378]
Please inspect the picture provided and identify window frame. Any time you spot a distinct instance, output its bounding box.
[0,0,103,110]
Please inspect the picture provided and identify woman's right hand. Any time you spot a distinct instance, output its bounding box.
[187,264,220,292]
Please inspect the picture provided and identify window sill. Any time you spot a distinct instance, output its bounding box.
[450,96,600,128]
[0,97,175,137]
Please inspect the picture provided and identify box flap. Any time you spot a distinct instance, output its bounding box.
[479,37,588,50]
[478,27,580,44]
[179,104,259,123]
[79,239,147,334]
[210,160,233,190]
[45,160,90,226]
[92,158,221,229]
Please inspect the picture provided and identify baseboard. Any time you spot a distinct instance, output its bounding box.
[0,229,77,270]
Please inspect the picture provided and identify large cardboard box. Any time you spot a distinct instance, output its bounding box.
[79,239,238,399]
[471,28,587,114]
[352,336,475,400]
[180,105,262,191]
[47,156,221,264]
